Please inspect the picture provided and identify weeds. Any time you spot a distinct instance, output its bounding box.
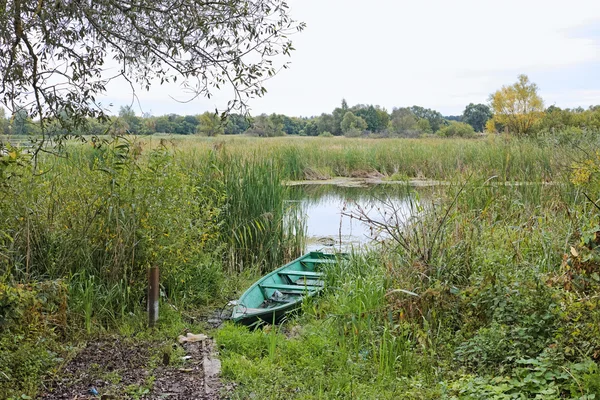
[2,135,600,398]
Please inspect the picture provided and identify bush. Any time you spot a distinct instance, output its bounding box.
[0,281,67,398]
[437,121,476,138]
[318,131,333,137]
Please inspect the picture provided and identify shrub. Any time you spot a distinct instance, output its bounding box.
[318,131,333,137]
[437,121,476,138]
[0,281,67,398]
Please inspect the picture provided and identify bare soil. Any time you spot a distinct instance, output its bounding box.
[40,337,221,400]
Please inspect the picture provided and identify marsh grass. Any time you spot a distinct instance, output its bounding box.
[3,134,600,398]
[1,137,308,332]
[141,135,564,182]
[217,164,600,398]
[217,153,305,273]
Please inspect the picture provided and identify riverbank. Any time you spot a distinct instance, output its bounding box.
[1,134,600,398]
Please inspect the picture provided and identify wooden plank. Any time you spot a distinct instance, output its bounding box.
[294,278,324,286]
[278,270,324,277]
[260,283,320,291]
[302,258,338,264]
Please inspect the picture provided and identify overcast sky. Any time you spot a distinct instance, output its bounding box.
[102,0,600,117]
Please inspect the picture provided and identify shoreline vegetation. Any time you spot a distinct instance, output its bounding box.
[2,0,599,396]
[1,132,600,398]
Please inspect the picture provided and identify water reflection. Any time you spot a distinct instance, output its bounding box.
[286,185,420,253]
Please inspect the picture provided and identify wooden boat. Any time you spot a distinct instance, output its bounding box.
[231,251,343,325]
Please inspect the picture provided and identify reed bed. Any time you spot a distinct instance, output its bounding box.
[2,133,600,398]
[140,135,564,182]
[218,176,600,398]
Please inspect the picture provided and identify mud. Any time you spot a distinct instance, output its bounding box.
[41,336,221,400]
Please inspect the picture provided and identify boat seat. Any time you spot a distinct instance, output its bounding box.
[294,278,324,286]
[278,270,324,278]
[301,258,337,264]
[260,283,320,292]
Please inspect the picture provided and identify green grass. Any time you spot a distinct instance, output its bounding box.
[217,171,600,398]
[140,134,567,182]
[2,133,600,398]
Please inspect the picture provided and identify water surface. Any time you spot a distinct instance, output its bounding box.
[286,185,420,253]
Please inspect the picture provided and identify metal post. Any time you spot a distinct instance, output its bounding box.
[148,266,159,328]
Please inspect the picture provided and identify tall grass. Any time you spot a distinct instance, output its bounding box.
[215,152,305,274]
[0,139,304,330]
[217,163,600,398]
[141,135,568,182]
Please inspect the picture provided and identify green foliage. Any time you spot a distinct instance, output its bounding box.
[410,105,447,132]
[10,109,36,135]
[448,354,600,399]
[196,112,223,136]
[438,121,477,138]
[0,281,67,398]
[247,114,286,137]
[390,107,421,137]
[416,118,433,134]
[278,114,306,135]
[340,111,367,134]
[217,154,304,273]
[462,103,493,133]
[0,108,9,135]
[218,255,434,399]
[353,104,390,133]
[537,105,600,134]
[224,113,250,135]
[316,113,337,135]
[0,0,304,148]
[2,134,600,398]
[118,106,142,134]
[1,140,228,325]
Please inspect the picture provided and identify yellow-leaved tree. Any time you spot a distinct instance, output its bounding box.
[489,75,544,135]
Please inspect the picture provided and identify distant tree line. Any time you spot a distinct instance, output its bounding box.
[2,75,599,138]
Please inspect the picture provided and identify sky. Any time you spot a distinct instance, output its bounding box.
[101,0,600,117]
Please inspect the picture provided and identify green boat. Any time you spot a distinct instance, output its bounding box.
[231,251,344,325]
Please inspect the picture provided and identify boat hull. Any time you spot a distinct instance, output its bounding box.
[231,251,343,325]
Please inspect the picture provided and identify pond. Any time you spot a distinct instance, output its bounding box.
[285,184,422,253]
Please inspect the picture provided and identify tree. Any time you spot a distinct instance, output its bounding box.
[197,113,223,137]
[331,100,349,135]
[118,106,141,134]
[410,106,446,132]
[316,114,337,135]
[390,107,419,136]
[462,103,492,132]
[155,116,174,134]
[0,108,9,135]
[224,114,250,135]
[353,105,389,133]
[11,109,32,135]
[489,75,544,135]
[341,99,349,111]
[0,1,304,150]
[303,120,319,136]
[340,112,367,134]
[444,115,462,122]
[247,114,285,137]
[416,118,432,134]
[278,115,304,135]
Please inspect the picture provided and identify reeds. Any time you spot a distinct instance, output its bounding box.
[142,135,565,182]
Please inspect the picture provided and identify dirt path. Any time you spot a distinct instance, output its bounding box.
[41,336,222,400]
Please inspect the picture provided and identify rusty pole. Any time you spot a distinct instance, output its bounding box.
[148,266,159,328]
